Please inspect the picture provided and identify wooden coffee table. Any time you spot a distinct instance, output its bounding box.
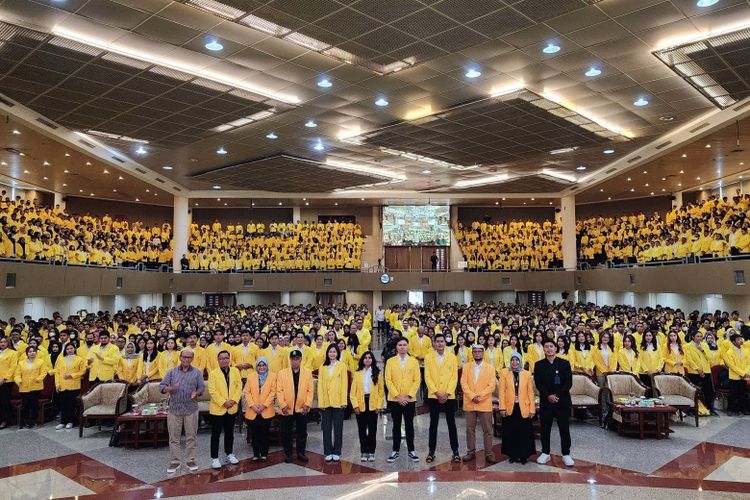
[608,402,677,439]
[116,412,169,448]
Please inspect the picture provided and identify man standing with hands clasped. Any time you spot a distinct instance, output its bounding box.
[276,349,314,463]
[534,338,574,467]
[160,350,205,474]
[208,350,242,469]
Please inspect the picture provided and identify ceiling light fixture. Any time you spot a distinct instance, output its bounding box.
[542,43,561,54]
[135,145,147,154]
[585,67,601,77]
[51,26,301,104]
[705,144,711,148]
[64,153,70,157]
[317,78,332,88]
[465,68,482,79]
[576,165,586,170]
[455,174,509,188]
[550,146,579,155]
[422,169,432,174]
[696,0,719,7]
[603,149,615,154]
[11,129,20,135]
[216,146,227,155]
[375,97,389,107]
[325,159,405,180]
[633,97,649,107]
[489,83,524,98]
[313,140,325,151]
[659,116,674,121]
[163,165,173,170]
[213,185,221,190]
[266,132,278,139]
[43,161,50,166]
[204,39,224,51]
[541,169,577,183]
[305,120,317,128]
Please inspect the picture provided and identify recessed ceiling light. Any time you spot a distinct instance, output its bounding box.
[502,197,506,201]
[11,129,20,134]
[0,161,5,165]
[643,170,647,174]
[523,202,527,205]
[305,202,309,206]
[531,197,535,201]
[103,169,109,174]
[549,201,553,205]
[495,201,499,205]
[278,202,282,205]
[679,170,684,174]
[23,169,29,174]
[313,140,324,151]
[334,202,338,206]
[305,120,317,128]
[86,161,91,165]
[659,116,674,121]
[696,0,719,7]
[645,183,649,187]
[317,78,332,88]
[661,188,666,192]
[465,68,481,79]
[204,39,224,51]
[223,202,227,206]
[603,149,615,154]
[697,176,701,180]
[266,132,278,139]
[705,144,711,148]
[630,188,635,192]
[607,197,611,200]
[661,177,666,181]
[217,197,221,201]
[627,177,631,181]
[195,203,199,206]
[633,97,649,107]
[18,152,24,156]
[135,198,139,201]
[146,189,150,192]
[43,176,48,180]
[650,191,654,195]
[600,189,604,192]
[678,183,682,186]
[585,67,601,77]
[64,153,70,157]
[118,175,123,180]
[79,189,83,193]
[251,202,255,206]
[43,161,50,166]
[422,169,432,174]
[89,192,94,196]
[216,146,227,155]
[62,183,66,187]
[375,97,389,107]
[576,165,586,170]
[113,189,117,192]
[135,145,147,154]
[741,162,745,166]
[543,43,560,54]
[213,185,221,189]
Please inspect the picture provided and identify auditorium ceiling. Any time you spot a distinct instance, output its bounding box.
[0,0,750,206]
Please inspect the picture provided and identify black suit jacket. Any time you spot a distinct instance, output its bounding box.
[533,356,573,408]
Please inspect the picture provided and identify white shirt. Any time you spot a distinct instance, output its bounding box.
[436,352,444,365]
[363,367,372,395]
[399,354,407,368]
[327,360,337,375]
[474,361,483,382]
[601,346,610,365]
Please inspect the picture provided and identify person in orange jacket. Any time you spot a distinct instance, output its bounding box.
[276,349,314,463]
[460,344,498,464]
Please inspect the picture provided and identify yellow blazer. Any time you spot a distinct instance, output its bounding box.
[262,346,290,373]
[460,361,496,412]
[232,343,259,378]
[0,348,18,380]
[208,366,243,416]
[14,358,48,392]
[244,371,276,420]
[385,355,421,402]
[184,346,207,375]
[87,344,120,381]
[117,357,142,384]
[616,349,639,374]
[306,346,327,371]
[424,350,458,399]
[205,342,232,373]
[685,343,711,375]
[724,346,750,380]
[593,347,618,375]
[140,353,161,380]
[662,345,685,374]
[525,343,544,372]
[638,348,664,373]
[317,361,349,408]
[483,348,503,375]
[276,367,314,413]
[408,335,432,362]
[570,348,594,373]
[350,369,385,411]
[498,369,535,418]
[158,350,180,379]
[54,355,86,391]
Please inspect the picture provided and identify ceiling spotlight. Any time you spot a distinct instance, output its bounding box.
[216,146,227,155]
[633,97,649,107]
[422,169,432,174]
[600,189,604,192]
[23,170,29,174]
[135,198,140,201]
[607,197,611,200]
[86,161,91,165]
[135,145,147,154]
[163,165,173,170]
[465,68,482,79]
[603,149,615,154]
[678,183,682,186]
[204,39,224,51]
[681,154,687,158]
[118,175,124,180]
[266,132,278,139]
[278,202,282,205]
[705,144,711,148]
[103,169,109,174]
[576,165,586,170]
[627,177,631,181]
[495,201,499,205]
[64,153,70,157]
[375,97,389,107]
[305,202,309,206]
[11,129,20,134]
[113,189,117,192]
[43,177,48,180]
[659,116,674,121]
[650,192,654,195]
[643,170,648,174]
[317,78,332,88]
[89,192,94,196]
[334,202,338,206]
[585,67,601,77]
[62,183,66,186]
[645,183,649,187]
[630,188,635,192]
[213,185,221,189]
[313,140,324,151]
[43,161,50,166]
[696,0,719,7]
[251,202,255,206]
[697,176,701,180]
[360,197,365,201]
[661,177,666,181]
[305,120,317,128]
[543,43,561,54]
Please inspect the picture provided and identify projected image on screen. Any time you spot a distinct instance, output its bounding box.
[383,206,450,246]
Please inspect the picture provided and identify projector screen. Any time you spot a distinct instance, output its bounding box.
[382,205,450,246]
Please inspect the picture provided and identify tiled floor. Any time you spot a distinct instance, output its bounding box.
[1,409,749,499]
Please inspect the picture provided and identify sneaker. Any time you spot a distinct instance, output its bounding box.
[408,451,419,462]
[325,455,333,462]
[211,458,222,469]
[167,462,180,474]
[55,424,65,430]
[332,455,340,462]
[387,451,399,463]
[367,454,375,462]
[361,454,368,462]
[187,461,198,472]
[562,455,575,467]
[65,423,73,429]
[536,453,551,465]
[226,454,239,465]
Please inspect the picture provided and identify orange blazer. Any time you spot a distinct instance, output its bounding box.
[244,371,276,420]
[497,369,535,418]
[276,367,314,414]
[460,361,496,412]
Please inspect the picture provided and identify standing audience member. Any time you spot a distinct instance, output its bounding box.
[208,350,241,469]
[534,339,574,466]
[351,351,383,462]
[244,357,275,461]
[424,333,460,463]
[460,344,497,464]
[277,349,313,463]
[385,338,421,463]
[54,343,85,430]
[0,336,18,429]
[318,344,348,463]
[498,352,536,464]
[15,346,48,428]
[724,334,750,415]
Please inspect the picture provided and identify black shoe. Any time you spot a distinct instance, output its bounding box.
[284,455,293,464]
[509,458,516,463]
[297,453,309,463]
[520,458,527,465]
[710,410,719,416]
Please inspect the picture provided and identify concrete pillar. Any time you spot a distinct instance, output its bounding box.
[672,191,683,209]
[172,196,189,273]
[372,290,382,312]
[561,195,576,271]
[463,290,473,306]
[292,206,301,223]
[281,291,291,305]
[53,192,65,212]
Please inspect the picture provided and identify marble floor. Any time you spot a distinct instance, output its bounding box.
[1,406,749,499]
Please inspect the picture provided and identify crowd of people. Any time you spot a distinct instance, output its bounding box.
[1,301,749,472]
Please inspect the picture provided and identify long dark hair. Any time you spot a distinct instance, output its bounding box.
[624,334,639,357]
[356,350,380,385]
[323,344,340,366]
[142,338,158,363]
[640,331,658,351]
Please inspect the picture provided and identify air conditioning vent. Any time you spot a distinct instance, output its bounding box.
[627,156,642,164]
[155,178,165,183]
[111,156,125,163]
[654,140,672,150]
[79,139,95,149]
[36,118,58,129]
[689,122,710,133]
[605,168,617,174]
[135,167,148,174]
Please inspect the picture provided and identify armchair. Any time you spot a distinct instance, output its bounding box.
[79,382,128,437]
[131,382,168,407]
[571,372,604,425]
[653,373,700,427]
[602,372,649,407]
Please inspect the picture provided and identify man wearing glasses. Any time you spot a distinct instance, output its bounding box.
[161,350,205,474]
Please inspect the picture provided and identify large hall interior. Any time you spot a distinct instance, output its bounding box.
[1,0,750,499]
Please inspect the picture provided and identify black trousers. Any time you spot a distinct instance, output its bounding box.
[0,383,12,424]
[428,398,458,454]
[728,379,747,412]
[250,415,270,457]
[20,391,40,426]
[387,401,415,452]
[210,413,236,458]
[688,374,715,411]
[58,389,79,425]
[280,412,307,455]
[539,403,571,456]
[356,395,378,454]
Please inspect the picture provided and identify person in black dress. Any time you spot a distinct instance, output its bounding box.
[499,352,536,464]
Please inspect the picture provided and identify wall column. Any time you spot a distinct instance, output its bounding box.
[672,191,683,209]
[372,290,382,312]
[172,196,189,273]
[53,192,66,212]
[561,195,576,271]
[292,206,301,223]
[463,290,473,306]
[281,291,291,305]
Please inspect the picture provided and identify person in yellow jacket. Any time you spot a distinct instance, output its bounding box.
[183,334,206,376]
[232,331,258,381]
[592,332,618,385]
[318,344,349,462]
[385,338,421,463]
[15,346,48,428]
[570,333,594,376]
[424,333,459,463]
[724,334,750,415]
[350,350,384,462]
[0,336,19,428]
[484,336,503,377]
[261,334,289,373]
[205,329,232,373]
[685,332,717,415]
[54,343,86,429]
[460,344,498,464]
[498,352,536,464]
[158,339,180,379]
[116,342,142,385]
[244,357,276,461]
[276,350,314,462]
[639,331,664,387]
[86,332,120,383]
[617,335,639,374]
[525,332,545,372]
[139,339,160,383]
[663,331,686,375]
[207,350,242,469]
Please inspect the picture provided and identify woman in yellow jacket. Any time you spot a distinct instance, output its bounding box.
[592,332,618,385]
[704,332,724,367]
[724,334,750,414]
[54,344,86,429]
[15,346,48,428]
[139,339,160,383]
[350,350,384,462]
[484,335,503,376]
[498,352,536,464]
[685,332,717,415]
[525,332,545,373]
[617,335,640,375]
[502,335,523,373]
[570,332,594,376]
[336,338,357,374]
[244,357,276,461]
[638,331,663,387]
[318,344,349,462]
[0,336,19,429]
[116,342,142,385]
[663,331,686,375]
[158,338,180,379]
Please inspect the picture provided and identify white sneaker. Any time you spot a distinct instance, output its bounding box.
[226,454,239,465]
[562,455,575,467]
[324,455,333,462]
[211,458,222,469]
[361,454,367,462]
[65,423,73,429]
[387,451,399,463]
[367,454,375,462]
[536,453,551,464]
[167,462,180,474]
[332,455,340,462]
[55,424,64,430]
